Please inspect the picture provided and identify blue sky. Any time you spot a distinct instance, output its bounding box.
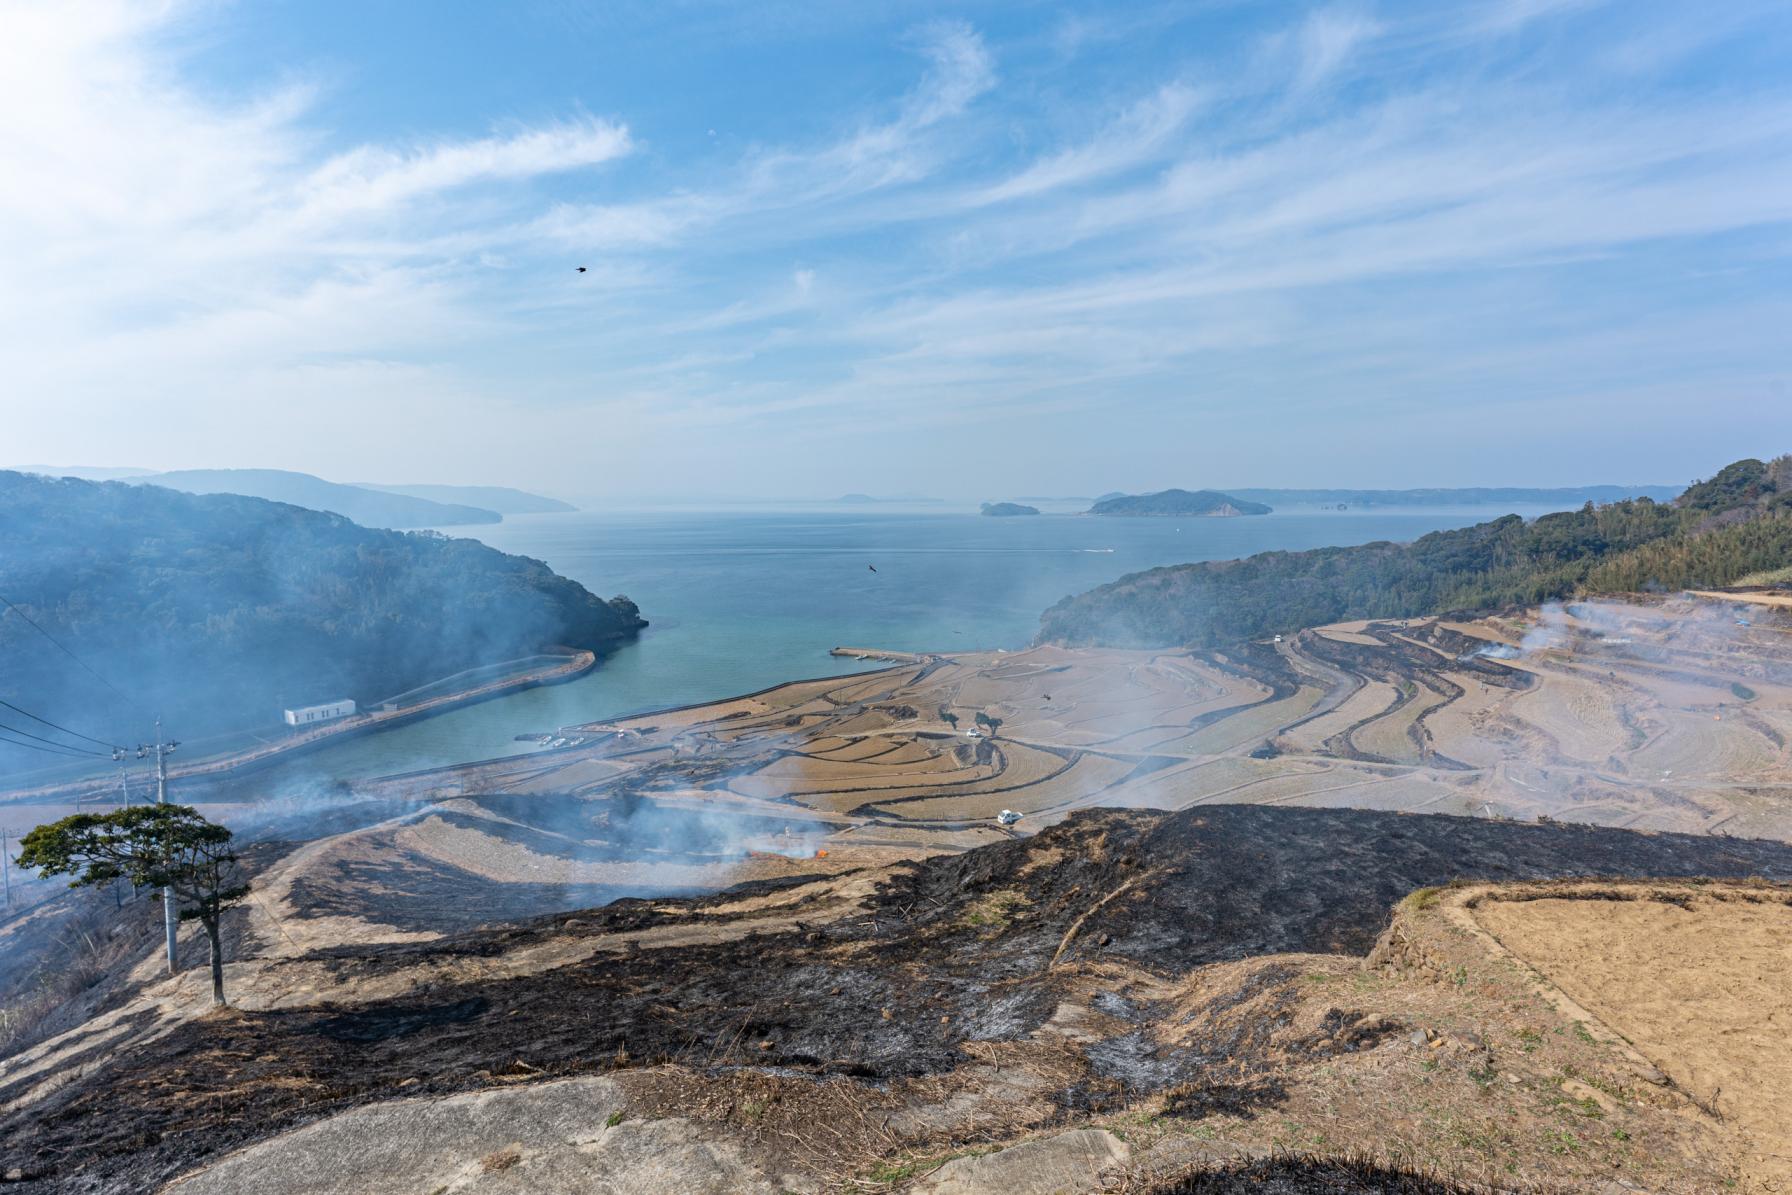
[3,0,1790,501]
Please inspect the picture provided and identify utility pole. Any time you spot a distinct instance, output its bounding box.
[113,752,131,809]
[110,751,131,905]
[138,720,180,973]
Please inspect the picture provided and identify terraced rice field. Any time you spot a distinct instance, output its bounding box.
[314,593,1792,877]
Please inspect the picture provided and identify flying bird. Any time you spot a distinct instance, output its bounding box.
[575,266,587,273]
[867,564,877,573]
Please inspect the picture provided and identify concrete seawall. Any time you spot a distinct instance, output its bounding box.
[830,646,925,663]
[0,650,599,805]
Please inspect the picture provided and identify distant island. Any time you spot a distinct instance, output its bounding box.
[1089,489,1272,518]
[837,493,946,505]
[129,469,502,529]
[358,482,576,515]
[1225,484,1683,508]
[980,502,1040,517]
[0,471,644,771]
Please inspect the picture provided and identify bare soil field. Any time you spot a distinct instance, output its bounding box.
[1469,883,1792,1187]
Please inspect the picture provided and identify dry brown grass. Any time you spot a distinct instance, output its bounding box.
[1469,883,1792,1187]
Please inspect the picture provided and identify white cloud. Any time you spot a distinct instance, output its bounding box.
[0,0,634,479]
[1477,0,1606,35]
[972,82,1204,206]
[521,21,996,257]
[1290,6,1381,92]
[295,120,632,224]
[899,19,998,130]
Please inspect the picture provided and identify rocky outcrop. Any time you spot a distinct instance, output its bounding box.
[912,1130,1129,1194]
[163,1078,789,1195]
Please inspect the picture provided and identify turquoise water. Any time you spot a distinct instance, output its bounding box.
[253,503,1557,786]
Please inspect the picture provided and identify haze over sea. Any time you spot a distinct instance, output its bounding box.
[270,501,1561,785]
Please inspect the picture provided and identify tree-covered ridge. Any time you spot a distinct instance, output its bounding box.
[1037,457,1792,649]
[1224,484,1682,508]
[0,471,644,762]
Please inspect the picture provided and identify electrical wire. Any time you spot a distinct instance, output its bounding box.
[0,728,103,759]
[0,697,121,751]
[0,719,110,757]
[0,591,132,704]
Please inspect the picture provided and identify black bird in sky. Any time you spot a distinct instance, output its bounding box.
[867,564,877,573]
[575,266,587,273]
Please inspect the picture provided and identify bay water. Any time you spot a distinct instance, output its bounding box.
[264,502,1558,786]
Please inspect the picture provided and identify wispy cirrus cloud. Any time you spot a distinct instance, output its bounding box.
[528,19,994,254]
[1288,6,1382,93]
[969,82,1204,206]
[294,119,632,224]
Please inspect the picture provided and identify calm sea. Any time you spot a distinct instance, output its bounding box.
[255,502,1557,786]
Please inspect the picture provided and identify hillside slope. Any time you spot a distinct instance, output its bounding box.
[138,469,500,528]
[0,472,643,767]
[1042,457,1792,648]
[4,805,1787,1193]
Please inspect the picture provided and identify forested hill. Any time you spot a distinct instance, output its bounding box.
[1038,457,1792,649]
[0,472,644,772]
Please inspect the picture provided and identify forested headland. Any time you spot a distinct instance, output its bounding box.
[0,472,644,773]
[1038,457,1792,648]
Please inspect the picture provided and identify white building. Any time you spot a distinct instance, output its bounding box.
[283,699,357,727]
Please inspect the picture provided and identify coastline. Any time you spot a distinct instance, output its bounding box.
[364,656,920,784]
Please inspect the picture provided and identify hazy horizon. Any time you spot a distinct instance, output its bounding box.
[4,1,1790,498]
[2,461,1700,510]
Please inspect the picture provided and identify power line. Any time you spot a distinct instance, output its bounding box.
[0,697,121,751]
[0,728,102,759]
[0,718,109,757]
[0,591,132,704]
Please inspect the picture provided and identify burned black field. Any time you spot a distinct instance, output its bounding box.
[6,804,1792,1193]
